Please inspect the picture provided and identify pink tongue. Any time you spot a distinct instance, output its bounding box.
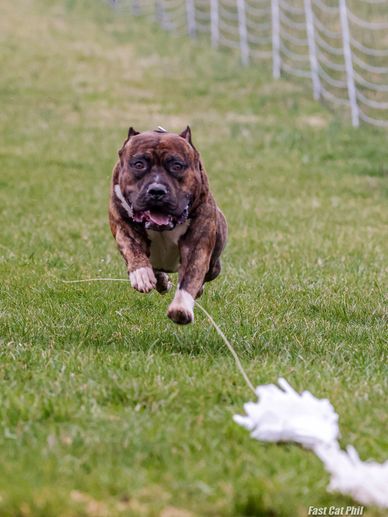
[148,211,170,226]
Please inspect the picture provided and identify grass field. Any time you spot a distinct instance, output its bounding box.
[0,1,387,515]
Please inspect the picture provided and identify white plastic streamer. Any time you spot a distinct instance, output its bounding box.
[234,378,388,509]
[234,378,339,447]
[315,444,388,508]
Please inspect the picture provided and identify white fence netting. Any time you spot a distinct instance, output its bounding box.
[111,0,388,128]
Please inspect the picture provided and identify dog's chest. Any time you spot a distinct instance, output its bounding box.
[146,220,190,272]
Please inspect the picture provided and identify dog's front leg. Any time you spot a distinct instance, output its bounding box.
[167,225,215,324]
[115,225,156,293]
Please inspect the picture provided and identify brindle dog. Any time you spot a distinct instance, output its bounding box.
[109,126,227,324]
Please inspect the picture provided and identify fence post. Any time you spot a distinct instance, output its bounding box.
[271,0,281,78]
[185,0,196,37]
[236,0,249,65]
[304,0,321,100]
[131,0,140,16]
[210,0,219,48]
[155,0,163,26]
[339,0,359,127]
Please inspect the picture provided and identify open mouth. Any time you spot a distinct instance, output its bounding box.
[132,206,189,231]
[114,185,189,231]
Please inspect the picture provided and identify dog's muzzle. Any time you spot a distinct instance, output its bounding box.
[114,184,189,231]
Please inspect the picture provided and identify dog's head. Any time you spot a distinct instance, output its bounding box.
[115,126,207,231]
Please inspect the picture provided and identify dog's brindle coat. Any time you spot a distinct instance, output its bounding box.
[109,126,227,324]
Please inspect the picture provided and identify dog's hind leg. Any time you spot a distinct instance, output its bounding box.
[196,286,204,299]
[154,271,172,294]
[203,210,226,285]
[195,259,220,299]
[205,258,221,283]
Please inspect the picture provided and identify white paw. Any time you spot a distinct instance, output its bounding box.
[167,289,194,325]
[129,267,156,293]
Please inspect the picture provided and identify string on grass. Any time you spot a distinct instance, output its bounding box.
[60,275,388,509]
[194,302,255,394]
[61,277,128,283]
[58,276,255,393]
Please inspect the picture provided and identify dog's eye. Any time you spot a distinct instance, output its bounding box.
[133,161,146,170]
[169,162,184,173]
[130,159,147,172]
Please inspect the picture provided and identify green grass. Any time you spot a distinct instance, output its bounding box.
[0,1,387,515]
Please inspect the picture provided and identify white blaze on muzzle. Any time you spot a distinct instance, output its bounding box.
[114,184,133,218]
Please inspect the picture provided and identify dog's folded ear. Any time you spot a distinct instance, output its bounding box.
[118,127,140,157]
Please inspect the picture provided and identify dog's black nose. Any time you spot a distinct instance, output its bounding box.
[147,183,168,199]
